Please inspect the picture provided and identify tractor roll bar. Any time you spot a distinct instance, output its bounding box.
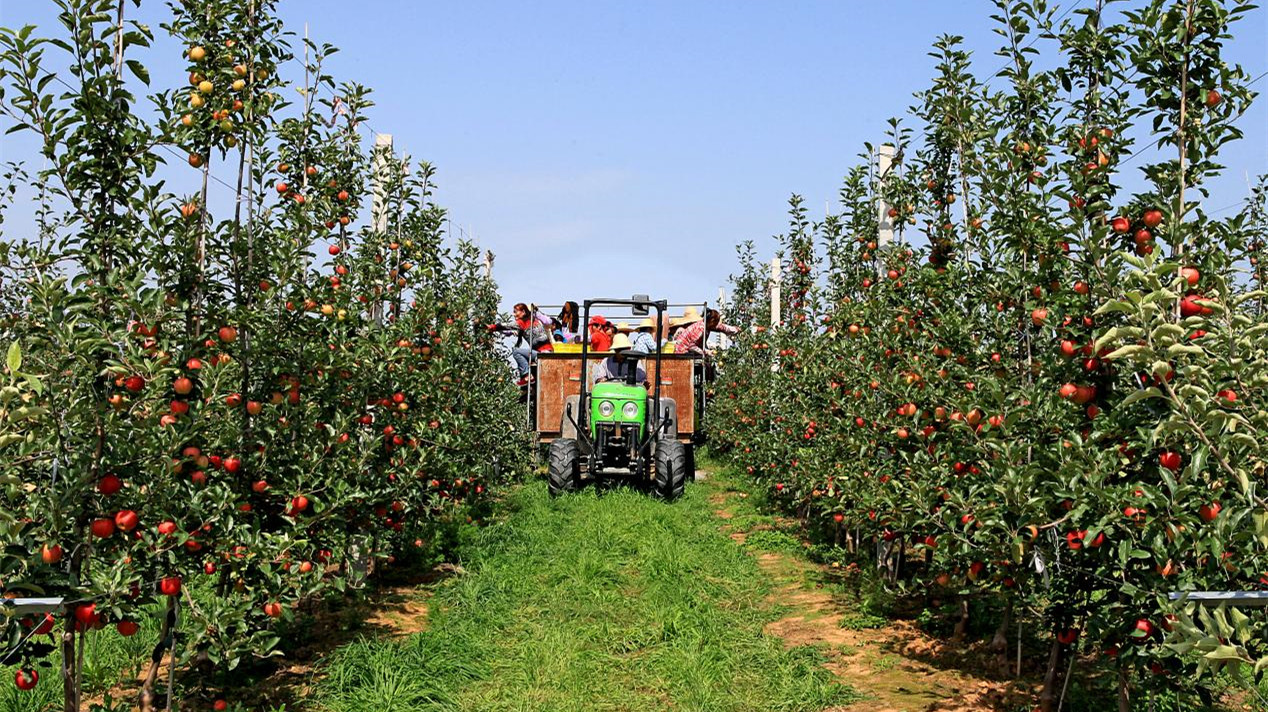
[579,298,669,456]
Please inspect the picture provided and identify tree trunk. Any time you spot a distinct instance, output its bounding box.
[139,597,177,712]
[1038,637,1064,712]
[61,614,78,712]
[1117,666,1131,712]
[952,598,971,641]
[991,598,1012,674]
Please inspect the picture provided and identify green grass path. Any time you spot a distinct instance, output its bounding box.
[313,473,855,712]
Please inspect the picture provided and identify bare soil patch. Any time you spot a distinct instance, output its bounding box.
[708,475,1034,712]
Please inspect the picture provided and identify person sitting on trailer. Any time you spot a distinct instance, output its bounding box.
[556,301,580,342]
[587,315,613,351]
[592,333,649,387]
[489,302,553,386]
[629,317,659,354]
[674,308,738,357]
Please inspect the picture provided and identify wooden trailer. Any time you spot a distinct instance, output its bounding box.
[533,351,702,445]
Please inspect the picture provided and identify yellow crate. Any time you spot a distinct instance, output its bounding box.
[548,342,674,354]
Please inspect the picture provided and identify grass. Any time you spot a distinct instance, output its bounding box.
[740,529,805,555]
[837,612,887,631]
[312,478,857,712]
[0,606,160,712]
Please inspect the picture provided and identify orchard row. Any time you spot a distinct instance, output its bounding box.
[707,1,1266,709]
[0,0,527,707]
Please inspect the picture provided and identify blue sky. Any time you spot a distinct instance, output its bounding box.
[2,1,1265,315]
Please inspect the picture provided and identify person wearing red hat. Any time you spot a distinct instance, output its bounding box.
[587,315,613,352]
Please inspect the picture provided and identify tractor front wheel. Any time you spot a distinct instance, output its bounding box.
[548,438,580,497]
[654,438,687,501]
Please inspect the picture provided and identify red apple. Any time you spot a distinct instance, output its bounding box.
[1133,618,1157,639]
[14,669,38,690]
[114,509,139,532]
[1159,451,1182,472]
[1199,501,1221,522]
[159,576,182,596]
[90,518,116,538]
[98,474,123,495]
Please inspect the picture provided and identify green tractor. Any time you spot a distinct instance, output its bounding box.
[547,298,689,500]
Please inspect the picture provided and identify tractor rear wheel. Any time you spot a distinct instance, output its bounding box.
[548,438,580,497]
[654,438,687,501]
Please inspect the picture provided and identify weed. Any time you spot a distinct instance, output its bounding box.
[873,655,900,672]
[742,529,804,555]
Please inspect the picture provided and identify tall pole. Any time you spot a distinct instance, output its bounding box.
[371,133,393,234]
[769,258,781,328]
[876,144,896,250]
[716,287,731,348]
[369,133,393,325]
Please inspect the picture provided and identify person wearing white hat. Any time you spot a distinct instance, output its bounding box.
[591,332,648,387]
[629,317,659,354]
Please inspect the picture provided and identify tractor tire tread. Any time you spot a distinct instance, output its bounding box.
[548,439,579,497]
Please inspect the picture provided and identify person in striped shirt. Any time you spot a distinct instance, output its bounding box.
[674,308,737,357]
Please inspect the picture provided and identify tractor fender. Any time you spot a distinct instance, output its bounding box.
[561,395,582,446]
[657,398,678,439]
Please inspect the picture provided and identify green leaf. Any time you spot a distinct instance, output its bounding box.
[125,59,149,85]
[6,342,20,375]
[1166,344,1205,357]
[1094,327,1121,351]
[1203,645,1247,662]
[1121,387,1163,407]
[1105,344,1147,361]
[1094,301,1135,318]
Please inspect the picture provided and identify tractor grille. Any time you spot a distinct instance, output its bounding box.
[597,423,640,468]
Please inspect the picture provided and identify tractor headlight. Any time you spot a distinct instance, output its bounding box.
[622,402,639,419]
[599,400,615,417]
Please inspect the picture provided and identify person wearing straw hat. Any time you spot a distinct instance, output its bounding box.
[592,332,648,387]
[674,308,738,357]
[629,317,659,354]
[669,306,703,337]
